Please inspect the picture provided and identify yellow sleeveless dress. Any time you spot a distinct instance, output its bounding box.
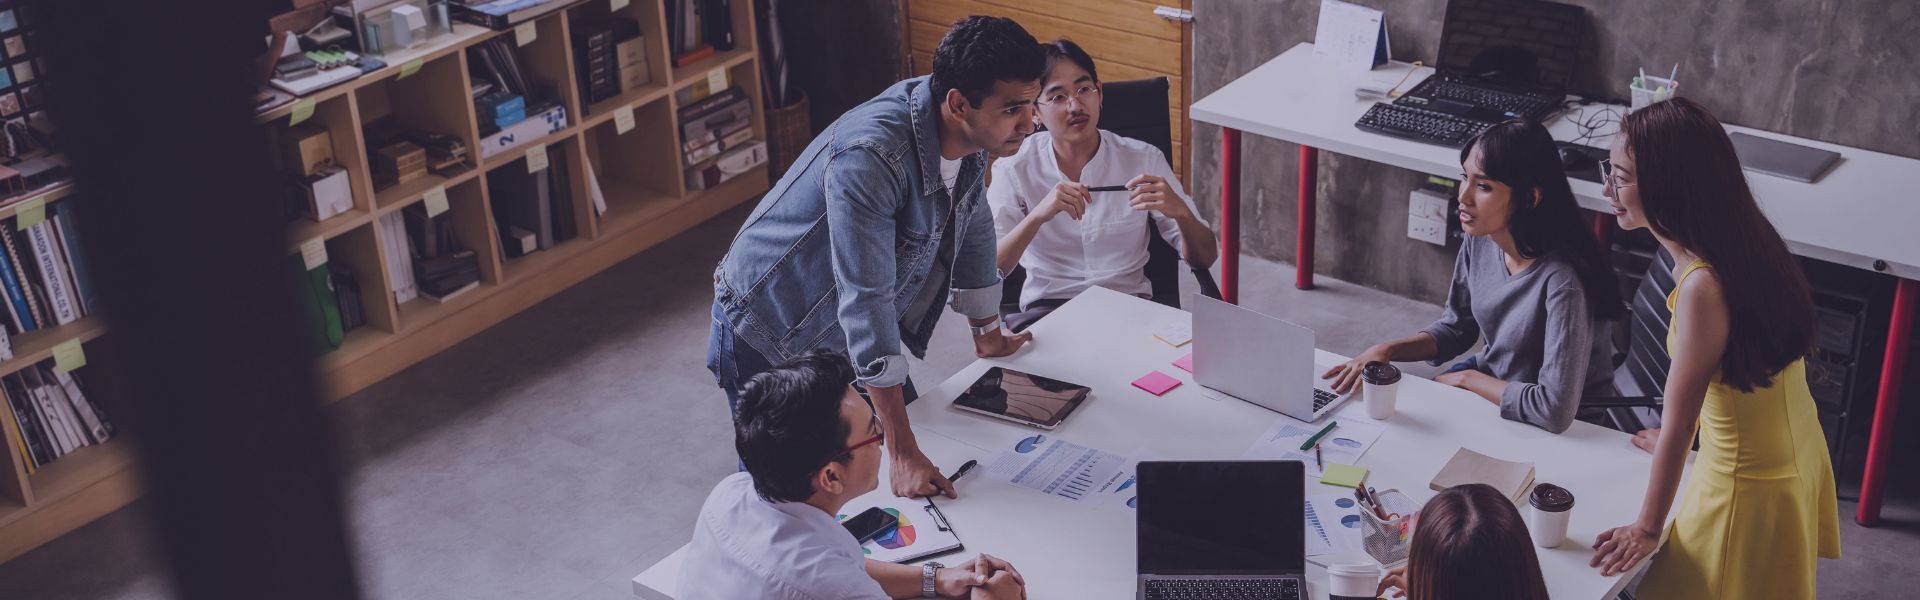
[1637,259,1842,599]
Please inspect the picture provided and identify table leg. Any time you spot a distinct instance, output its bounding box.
[1858,277,1916,526]
[1221,128,1242,304]
[1297,146,1318,290]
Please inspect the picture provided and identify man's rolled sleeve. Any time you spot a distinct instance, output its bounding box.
[950,167,1005,321]
[823,146,910,388]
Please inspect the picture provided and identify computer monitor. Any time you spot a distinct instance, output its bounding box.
[1436,0,1587,92]
[1137,461,1305,576]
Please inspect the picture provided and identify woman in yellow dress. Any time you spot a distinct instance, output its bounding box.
[1588,97,1841,597]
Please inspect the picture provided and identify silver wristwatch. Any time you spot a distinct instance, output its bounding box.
[968,318,1001,336]
[922,561,944,597]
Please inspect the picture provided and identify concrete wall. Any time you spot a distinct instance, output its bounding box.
[1190,0,1920,304]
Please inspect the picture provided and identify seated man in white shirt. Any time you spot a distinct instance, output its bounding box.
[988,39,1217,330]
[682,350,1027,600]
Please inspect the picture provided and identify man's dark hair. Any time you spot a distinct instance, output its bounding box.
[1041,38,1098,84]
[931,16,1045,108]
[733,350,859,503]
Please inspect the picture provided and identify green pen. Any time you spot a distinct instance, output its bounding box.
[1299,421,1339,451]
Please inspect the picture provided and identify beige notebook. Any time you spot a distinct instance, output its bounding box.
[1429,448,1536,502]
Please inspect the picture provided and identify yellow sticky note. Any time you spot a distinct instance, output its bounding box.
[1320,464,1369,489]
[613,105,636,135]
[423,185,449,217]
[289,98,317,126]
[525,145,549,173]
[707,67,728,94]
[13,196,44,230]
[514,22,538,47]
[52,339,86,373]
[398,59,424,79]
[610,0,630,10]
[300,237,328,271]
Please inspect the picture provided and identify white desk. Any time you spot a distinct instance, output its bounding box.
[636,287,1669,599]
[1190,42,1919,525]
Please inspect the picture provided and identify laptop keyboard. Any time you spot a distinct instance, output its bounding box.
[1313,388,1339,412]
[1355,103,1492,148]
[1418,79,1558,121]
[1145,578,1301,600]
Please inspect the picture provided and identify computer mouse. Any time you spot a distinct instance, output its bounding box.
[1558,146,1595,171]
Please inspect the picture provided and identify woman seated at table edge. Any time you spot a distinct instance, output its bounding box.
[1378,483,1550,600]
[1323,119,1625,434]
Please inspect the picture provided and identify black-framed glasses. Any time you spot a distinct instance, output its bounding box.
[1038,83,1100,108]
[1599,158,1635,190]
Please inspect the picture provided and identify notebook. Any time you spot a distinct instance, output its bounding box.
[1428,448,1536,502]
[836,491,964,563]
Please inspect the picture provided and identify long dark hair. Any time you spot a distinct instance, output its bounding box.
[1406,484,1549,600]
[1621,98,1814,391]
[1460,120,1626,320]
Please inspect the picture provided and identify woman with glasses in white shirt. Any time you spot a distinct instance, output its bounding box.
[986,39,1216,331]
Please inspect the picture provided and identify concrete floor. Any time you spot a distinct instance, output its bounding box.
[1,203,1915,599]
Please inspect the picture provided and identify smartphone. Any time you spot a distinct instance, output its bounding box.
[840,507,900,545]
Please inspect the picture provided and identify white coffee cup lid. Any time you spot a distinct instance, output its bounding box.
[1327,560,1379,576]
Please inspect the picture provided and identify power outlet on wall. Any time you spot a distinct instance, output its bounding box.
[1407,188,1451,246]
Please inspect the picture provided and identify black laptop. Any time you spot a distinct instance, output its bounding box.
[1137,461,1305,600]
[1393,0,1588,124]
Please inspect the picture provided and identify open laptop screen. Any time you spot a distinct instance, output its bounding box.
[1137,461,1304,575]
[1436,0,1587,91]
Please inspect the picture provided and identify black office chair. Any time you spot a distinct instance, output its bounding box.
[1000,77,1221,330]
[1583,248,1675,433]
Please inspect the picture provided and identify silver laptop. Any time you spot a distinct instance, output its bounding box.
[1729,132,1841,183]
[1191,295,1351,422]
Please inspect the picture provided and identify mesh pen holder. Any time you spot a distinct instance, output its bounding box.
[1357,489,1422,566]
[1630,76,1677,111]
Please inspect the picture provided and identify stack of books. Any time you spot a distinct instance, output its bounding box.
[665,0,734,67]
[677,87,764,191]
[3,359,109,474]
[403,204,481,302]
[487,151,576,258]
[450,0,579,30]
[572,17,644,105]
[0,202,100,360]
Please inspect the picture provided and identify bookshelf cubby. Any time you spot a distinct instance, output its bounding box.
[0,0,768,564]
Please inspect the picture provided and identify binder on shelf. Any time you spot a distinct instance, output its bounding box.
[0,228,48,330]
[49,204,98,315]
[292,254,346,355]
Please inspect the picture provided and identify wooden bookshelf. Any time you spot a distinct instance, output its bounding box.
[0,0,769,564]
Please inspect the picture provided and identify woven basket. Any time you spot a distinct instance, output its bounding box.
[765,90,812,179]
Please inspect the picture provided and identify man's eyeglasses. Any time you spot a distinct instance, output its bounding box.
[1599,158,1635,191]
[837,413,884,459]
[1038,83,1100,108]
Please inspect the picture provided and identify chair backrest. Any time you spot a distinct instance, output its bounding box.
[1615,247,1678,397]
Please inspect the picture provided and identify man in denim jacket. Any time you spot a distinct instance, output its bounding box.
[710,17,1043,499]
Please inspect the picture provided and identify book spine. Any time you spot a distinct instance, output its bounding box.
[30,371,74,454]
[449,5,511,29]
[0,227,34,332]
[28,223,79,325]
[1,228,48,329]
[53,368,108,443]
[51,205,97,314]
[5,379,46,470]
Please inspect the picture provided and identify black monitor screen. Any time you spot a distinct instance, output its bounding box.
[1437,0,1587,91]
[1137,461,1303,575]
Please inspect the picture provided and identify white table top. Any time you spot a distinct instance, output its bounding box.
[1190,42,1920,281]
[636,287,1671,599]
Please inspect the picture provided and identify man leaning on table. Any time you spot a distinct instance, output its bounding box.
[682,351,1027,600]
[707,16,1045,499]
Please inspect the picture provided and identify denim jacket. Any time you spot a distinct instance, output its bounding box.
[713,76,1002,388]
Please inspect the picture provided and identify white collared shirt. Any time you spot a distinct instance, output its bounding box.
[987,130,1206,310]
[680,473,890,600]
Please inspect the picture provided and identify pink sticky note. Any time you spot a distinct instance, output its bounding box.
[1173,353,1195,373]
[1133,371,1182,396]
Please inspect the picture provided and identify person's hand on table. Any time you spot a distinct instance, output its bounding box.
[974,328,1033,358]
[1630,427,1660,453]
[1434,369,1472,388]
[892,450,955,499]
[1590,521,1661,576]
[1321,344,1390,395]
[968,554,1027,600]
[939,554,1024,598]
[1125,174,1188,219]
[1376,565,1408,598]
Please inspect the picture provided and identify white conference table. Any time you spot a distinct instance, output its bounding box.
[636,287,1667,599]
[1190,42,1918,525]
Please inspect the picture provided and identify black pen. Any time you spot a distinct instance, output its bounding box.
[1087,185,1133,192]
[1314,443,1324,470]
[947,459,980,484]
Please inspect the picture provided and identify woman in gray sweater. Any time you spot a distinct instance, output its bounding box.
[1324,120,1624,433]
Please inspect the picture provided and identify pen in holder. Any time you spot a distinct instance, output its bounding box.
[1630,76,1677,111]
[1357,489,1422,566]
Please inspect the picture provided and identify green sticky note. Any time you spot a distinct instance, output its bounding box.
[53,339,86,372]
[422,185,449,217]
[1426,176,1457,188]
[289,98,316,126]
[1320,463,1368,489]
[14,196,44,230]
[398,59,424,79]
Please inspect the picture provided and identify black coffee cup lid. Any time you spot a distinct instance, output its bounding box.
[1530,482,1574,512]
[1362,361,1401,384]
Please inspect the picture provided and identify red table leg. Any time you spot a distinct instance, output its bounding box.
[1221,128,1242,304]
[1297,146,1318,290]
[1858,277,1916,526]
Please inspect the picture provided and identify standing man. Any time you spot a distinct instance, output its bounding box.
[708,16,1045,499]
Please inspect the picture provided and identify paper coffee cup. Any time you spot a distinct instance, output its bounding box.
[1362,361,1401,420]
[1529,482,1575,547]
[1327,560,1381,600]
